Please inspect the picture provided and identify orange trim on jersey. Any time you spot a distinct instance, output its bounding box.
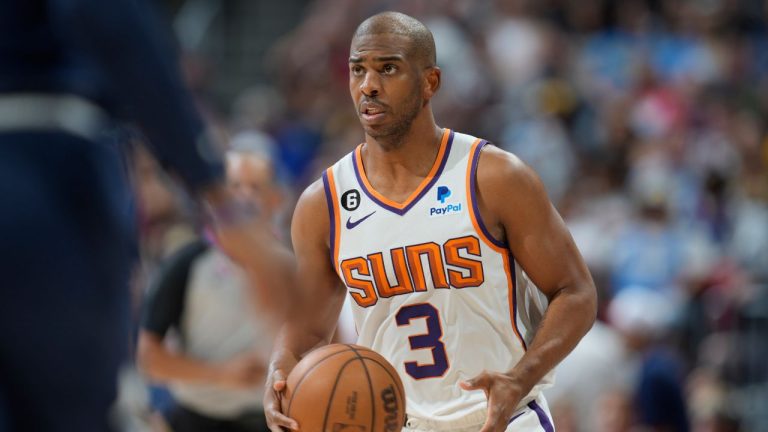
[325,168,342,274]
[501,252,527,351]
[465,138,506,253]
[354,128,451,210]
[464,140,527,351]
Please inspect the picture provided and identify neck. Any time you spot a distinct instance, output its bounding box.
[365,109,442,157]
[363,112,442,173]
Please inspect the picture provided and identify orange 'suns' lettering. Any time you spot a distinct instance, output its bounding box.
[443,236,484,288]
[368,249,414,298]
[341,257,378,307]
[405,242,449,291]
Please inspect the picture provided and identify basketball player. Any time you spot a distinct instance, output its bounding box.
[0,1,293,430]
[265,12,597,432]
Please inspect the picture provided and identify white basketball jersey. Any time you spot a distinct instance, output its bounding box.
[322,129,554,422]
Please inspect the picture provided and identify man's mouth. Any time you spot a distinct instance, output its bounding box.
[360,103,386,122]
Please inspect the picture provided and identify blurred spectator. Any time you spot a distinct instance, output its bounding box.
[545,320,629,432]
[609,288,691,432]
[610,153,717,299]
[137,134,286,432]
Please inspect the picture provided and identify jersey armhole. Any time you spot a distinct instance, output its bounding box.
[321,168,341,274]
[466,140,529,351]
[466,140,507,251]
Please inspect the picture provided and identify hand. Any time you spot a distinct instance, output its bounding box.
[215,353,265,389]
[201,185,267,260]
[459,371,526,432]
[200,184,296,314]
[264,361,299,432]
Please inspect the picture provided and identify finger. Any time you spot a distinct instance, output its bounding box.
[273,379,287,392]
[459,372,491,390]
[479,396,512,432]
[272,368,288,392]
[267,409,300,431]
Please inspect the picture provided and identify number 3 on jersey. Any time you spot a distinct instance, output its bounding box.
[396,303,449,379]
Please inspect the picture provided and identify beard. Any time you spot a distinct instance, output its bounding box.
[360,87,423,149]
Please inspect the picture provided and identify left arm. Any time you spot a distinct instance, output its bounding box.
[460,145,597,431]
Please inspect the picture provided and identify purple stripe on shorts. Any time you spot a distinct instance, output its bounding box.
[528,400,555,432]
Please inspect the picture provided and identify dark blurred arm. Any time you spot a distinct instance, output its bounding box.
[51,0,223,192]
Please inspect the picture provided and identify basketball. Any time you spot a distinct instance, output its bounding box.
[281,344,406,432]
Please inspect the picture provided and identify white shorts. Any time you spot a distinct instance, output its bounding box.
[402,395,554,432]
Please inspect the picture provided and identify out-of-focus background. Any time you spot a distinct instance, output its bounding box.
[126,0,768,431]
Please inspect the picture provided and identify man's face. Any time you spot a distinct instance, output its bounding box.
[349,33,424,141]
[226,153,277,219]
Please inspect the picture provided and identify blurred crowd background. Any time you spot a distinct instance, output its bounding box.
[124,0,768,431]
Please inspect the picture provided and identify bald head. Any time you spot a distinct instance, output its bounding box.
[353,12,436,68]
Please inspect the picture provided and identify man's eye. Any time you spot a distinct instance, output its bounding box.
[351,66,364,75]
[383,64,397,74]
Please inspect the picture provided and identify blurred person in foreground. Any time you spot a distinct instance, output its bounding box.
[265,12,597,432]
[0,1,294,431]
[138,134,285,432]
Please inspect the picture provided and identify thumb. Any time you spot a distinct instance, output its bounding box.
[272,369,288,391]
[459,372,490,391]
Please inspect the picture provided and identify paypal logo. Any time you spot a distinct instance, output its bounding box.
[429,203,462,217]
[430,186,461,216]
[437,186,451,203]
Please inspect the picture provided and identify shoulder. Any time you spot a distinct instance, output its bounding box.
[292,177,331,246]
[475,144,547,201]
[295,177,329,215]
[160,239,210,278]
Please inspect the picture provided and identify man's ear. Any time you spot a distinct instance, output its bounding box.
[423,66,441,100]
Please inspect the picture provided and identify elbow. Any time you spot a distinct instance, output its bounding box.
[553,278,598,334]
[580,279,599,330]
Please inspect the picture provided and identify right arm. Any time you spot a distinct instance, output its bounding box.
[264,179,347,432]
[136,241,265,389]
[137,331,265,390]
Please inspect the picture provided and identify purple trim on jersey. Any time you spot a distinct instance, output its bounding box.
[469,140,507,248]
[508,251,528,351]
[352,130,455,216]
[528,400,555,432]
[322,171,336,267]
[508,411,525,424]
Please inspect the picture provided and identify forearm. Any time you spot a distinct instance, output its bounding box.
[269,320,335,371]
[506,284,596,393]
[138,334,221,385]
[239,237,297,304]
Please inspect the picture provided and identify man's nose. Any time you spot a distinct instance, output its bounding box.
[360,71,380,97]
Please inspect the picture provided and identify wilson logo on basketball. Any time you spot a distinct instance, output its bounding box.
[345,391,358,420]
[381,385,399,431]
